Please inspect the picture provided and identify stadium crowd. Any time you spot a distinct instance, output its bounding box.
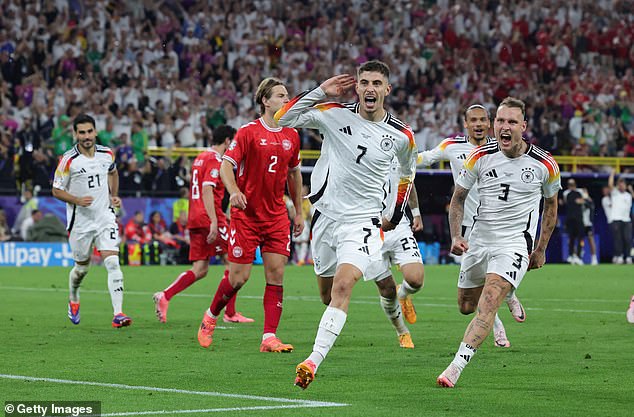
[0,0,633,196]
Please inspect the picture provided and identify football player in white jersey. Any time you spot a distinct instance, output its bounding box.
[275,60,417,389]
[418,105,526,348]
[364,161,424,349]
[52,114,132,328]
[437,97,560,388]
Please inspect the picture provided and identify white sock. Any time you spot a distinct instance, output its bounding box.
[398,280,419,299]
[296,242,308,263]
[206,309,218,319]
[104,255,124,315]
[451,342,478,372]
[263,332,276,341]
[493,313,504,334]
[380,296,408,335]
[69,264,89,302]
[307,306,347,369]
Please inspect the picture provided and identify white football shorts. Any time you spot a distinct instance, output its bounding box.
[310,211,383,278]
[69,223,121,262]
[365,221,422,281]
[458,241,529,289]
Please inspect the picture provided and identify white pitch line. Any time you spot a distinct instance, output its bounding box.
[0,286,627,314]
[0,374,347,415]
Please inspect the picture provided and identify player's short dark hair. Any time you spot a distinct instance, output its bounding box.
[255,77,285,114]
[463,104,490,120]
[357,60,390,80]
[212,124,236,145]
[72,113,96,132]
[499,97,526,120]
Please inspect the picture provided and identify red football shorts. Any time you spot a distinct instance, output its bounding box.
[227,215,291,264]
[188,220,228,261]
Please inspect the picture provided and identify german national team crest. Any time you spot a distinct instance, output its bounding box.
[521,168,535,183]
[381,135,394,151]
[211,168,219,178]
[233,246,243,258]
[282,139,292,150]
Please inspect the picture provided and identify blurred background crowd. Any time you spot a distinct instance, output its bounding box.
[1,0,633,198]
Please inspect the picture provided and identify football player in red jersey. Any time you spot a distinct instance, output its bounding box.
[197,78,304,352]
[153,125,253,324]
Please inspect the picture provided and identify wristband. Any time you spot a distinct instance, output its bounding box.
[411,207,420,217]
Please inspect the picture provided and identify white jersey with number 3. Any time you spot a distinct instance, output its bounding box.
[456,142,561,249]
[53,144,117,233]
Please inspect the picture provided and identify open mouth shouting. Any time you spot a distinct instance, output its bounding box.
[499,132,512,147]
[364,95,377,110]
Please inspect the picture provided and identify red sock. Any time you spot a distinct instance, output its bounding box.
[263,284,283,335]
[210,274,238,316]
[163,270,196,301]
[221,270,237,316]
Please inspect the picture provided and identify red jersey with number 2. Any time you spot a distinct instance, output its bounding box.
[223,118,301,223]
[187,149,226,230]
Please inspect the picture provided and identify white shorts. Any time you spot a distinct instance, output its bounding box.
[69,224,121,262]
[365,222,422,281]
[311,212,383,278]
[458,242,529,289]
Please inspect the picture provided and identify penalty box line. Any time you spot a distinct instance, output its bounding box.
[0,374,348,416]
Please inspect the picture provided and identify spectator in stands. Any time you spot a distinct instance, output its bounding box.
[172,187,189,223]
[12,187,39,237]
[119,158,144,196]
[51,115,73,156]
[26,212,67,242]
[21,209,43,241]
[0,207,11,241]
[124,211,149,245]
[169,210,190,264]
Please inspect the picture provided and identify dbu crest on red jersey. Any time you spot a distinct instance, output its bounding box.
[282,139,292,150]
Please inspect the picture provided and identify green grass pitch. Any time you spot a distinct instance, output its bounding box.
[1,264,632,416]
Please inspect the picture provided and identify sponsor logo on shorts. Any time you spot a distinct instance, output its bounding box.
[459,270,466,282]
[233,246,243,258]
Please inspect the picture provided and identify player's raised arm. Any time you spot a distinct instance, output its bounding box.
[417,139,447,167]
[274,75,354,129]
[384,129,417,229]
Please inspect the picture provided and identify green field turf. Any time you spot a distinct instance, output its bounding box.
[1,264,632,417]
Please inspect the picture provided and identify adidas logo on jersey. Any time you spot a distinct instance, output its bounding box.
[338,126,352,135]
[506,271,518,280]
[79,168,87,174]
[457,153,467,160]
[485,169,498,178]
